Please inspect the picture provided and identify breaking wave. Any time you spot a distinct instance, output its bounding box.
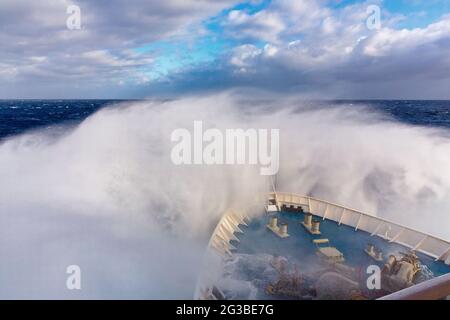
[0,91,449,298]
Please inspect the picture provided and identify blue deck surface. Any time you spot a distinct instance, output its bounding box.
[232,211,450,278]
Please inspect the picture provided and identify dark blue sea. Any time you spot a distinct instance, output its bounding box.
[0,100,449,139]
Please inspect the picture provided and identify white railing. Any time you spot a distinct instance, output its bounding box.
[195,192,450,299]
[270,192,450,265]
[379,272,450,300]
[207,209,249,256]
[194,209,250,300]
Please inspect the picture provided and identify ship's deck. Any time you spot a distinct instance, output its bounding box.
[224,210,450,299]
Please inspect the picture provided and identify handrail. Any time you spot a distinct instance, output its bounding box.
[379,273,450,300]
[271,191,450,243]
[269,192,450,263]
[196,192,450,299]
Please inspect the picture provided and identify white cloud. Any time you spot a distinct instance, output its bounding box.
[230,44,262,67]
[0,0,241,96]
[226,9,285,43]
[263,43,278,57]
[81,50,153,67]
[1,0,450,98]
[363,17,450,56]
[220,0,450,98]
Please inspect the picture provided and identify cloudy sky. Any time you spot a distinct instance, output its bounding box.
[1,0,450,99]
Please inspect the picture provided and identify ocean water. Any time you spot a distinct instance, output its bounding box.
[0,100,125,139]
[0,100,449,139]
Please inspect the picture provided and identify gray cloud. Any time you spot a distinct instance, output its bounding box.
[158,1,450,99]
[1,0,450,98]
[0,0,239,98]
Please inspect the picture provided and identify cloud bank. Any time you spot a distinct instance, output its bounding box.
[169,0,450,98]
[1,0,450,98]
